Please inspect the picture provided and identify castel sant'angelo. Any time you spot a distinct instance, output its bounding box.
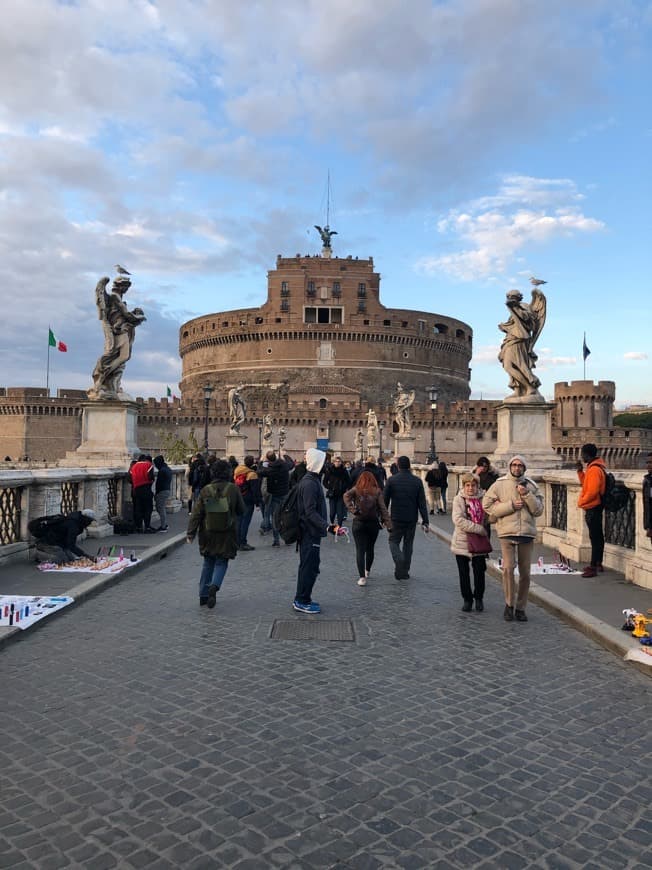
[0,230,649,466]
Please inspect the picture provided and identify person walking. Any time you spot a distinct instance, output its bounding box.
[293,448,330,613]
[153,454,172,531]
[323,455,351,527]
[233,455,261,551]
[186,459,244,609]
[343,471,391,586]
[383,455,429,579]
[451,473,490,611]
[576,443,607,578]
[438,460,449,513]
[351,456,385,489]
[482,455,543,622]
[425,461,442,516]
[257,451,294,547]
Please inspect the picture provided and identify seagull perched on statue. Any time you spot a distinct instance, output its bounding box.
[530,276,547,286]
[114,264,131,276]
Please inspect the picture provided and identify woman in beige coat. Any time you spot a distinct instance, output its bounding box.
[451,473,491,612]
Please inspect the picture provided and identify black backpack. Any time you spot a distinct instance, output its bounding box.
[275,487,301,545]
[27,514,66,541]
[600,469,630,513]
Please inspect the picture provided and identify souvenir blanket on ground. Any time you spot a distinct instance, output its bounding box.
[36,557,139,574]
[1,595,74,630]
[489,560,582,575]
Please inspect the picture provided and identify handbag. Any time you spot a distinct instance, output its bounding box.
[467,531,492,555]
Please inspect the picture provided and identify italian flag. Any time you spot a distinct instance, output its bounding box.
[48,328,67,353]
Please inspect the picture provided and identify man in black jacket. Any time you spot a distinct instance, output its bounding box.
[383,455,429,579]
[153,454,173,531]
[294,448,330,613]
[32,510,96,564]
[257,451,294,546]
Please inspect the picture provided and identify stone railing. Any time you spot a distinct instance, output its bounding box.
[416,465,651,590]
[0,465,188,565]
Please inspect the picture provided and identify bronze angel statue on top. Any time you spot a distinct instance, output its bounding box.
[498,287,547,400]
[88,273,146,401]
[314,224,337,249]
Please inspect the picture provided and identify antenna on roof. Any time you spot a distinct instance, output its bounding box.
[314,170,337,255]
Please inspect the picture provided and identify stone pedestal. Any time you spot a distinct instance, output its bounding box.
[394,434,416,461]
[225,433,247,464]
[491,400,563,472]
[59,401,139,468]
[367,439,380,459]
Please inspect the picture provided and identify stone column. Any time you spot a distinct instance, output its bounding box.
[393,434,416,461]
[59,401,140,468]
[491,399,563,473]
[225,433,247,464]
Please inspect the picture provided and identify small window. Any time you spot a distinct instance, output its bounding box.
[317,308,329,323]
[319,398,327,409]
[476,432,484,440]
[358,301,366,312]
[357,283,366,297]
[562,430,568,437]
[306,281,315,297]
[332,282,341,297]
[456,329,465,339]
[267,348,273,354]
[222,321,229,327]
[383,319,391,327]
[305,307,316,323]
[281,300,289,312]
[255,316,263,324]
[401,321,408,328]
[281,281,289,296]
[363,319,370,325]
[434,323,448,335]
[182,330,189,338]
[331,307,342,324]
[418,319,426,333]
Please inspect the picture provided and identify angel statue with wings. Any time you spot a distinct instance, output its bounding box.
[88,275,146,400]
[314,224,337,249]
[498,288,547,400]
[393,382,416,435]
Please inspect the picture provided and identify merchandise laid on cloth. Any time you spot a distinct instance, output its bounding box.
[1,595,74,630]
[37,549,139,574]
[489,556,581,576]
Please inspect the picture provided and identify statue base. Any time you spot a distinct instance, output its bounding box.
[491,400,563,472]
[393,434,416,461]
[367,439,380,459]
[59,401,140,468]
[225,433,247,464]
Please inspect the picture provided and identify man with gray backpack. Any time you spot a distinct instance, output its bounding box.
[187,459,244,609]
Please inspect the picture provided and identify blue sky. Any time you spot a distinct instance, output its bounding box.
[1,0,650,407]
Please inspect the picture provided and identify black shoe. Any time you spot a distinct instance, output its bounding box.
[429,510,434,516]
[514,609,528,622]
[239,543,255,551]
[461,601,473,612]
[272,541,280,547]
[144,527,157,534]
[206,584,218,609]
[475,599,484,612]
[503,605,514,622]
[199,597,208,606]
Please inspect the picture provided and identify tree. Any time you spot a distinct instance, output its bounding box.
[613,412,652,430]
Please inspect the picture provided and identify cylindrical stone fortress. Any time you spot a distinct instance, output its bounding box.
[179,253,472,407]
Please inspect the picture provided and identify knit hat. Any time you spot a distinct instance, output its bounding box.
[509,455,527,470]
[81,509,96,521]
[305,448,326,473]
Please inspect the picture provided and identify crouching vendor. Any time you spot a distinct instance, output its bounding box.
[30,509,96,564]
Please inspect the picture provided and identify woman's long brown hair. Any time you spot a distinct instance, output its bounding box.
[355,471,380,495]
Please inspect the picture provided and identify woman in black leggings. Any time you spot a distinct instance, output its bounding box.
[343,471,392,587]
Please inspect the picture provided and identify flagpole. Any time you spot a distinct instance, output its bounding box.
[46,327,51,395]
[583,332,586,379]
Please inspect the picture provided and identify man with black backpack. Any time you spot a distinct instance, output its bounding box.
[187,459,244,609]
[257,451,294,547]
[576,443,607,578]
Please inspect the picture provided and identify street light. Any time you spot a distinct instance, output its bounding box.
[379,420,385,459]
[257,418,263,459]
[427,385,438,463]
[202,383,213,452]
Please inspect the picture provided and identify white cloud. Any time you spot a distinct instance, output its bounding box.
[624,351,648,360]
[416,175,605,281]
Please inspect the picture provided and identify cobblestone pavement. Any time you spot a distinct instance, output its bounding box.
[1,522,651,869]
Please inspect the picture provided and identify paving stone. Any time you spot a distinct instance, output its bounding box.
[1,533,651,870]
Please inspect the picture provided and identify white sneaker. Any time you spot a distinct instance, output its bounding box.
[357,577,367,586]
[365,569,370,578]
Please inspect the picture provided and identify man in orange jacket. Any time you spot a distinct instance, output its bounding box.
[576,443,606,578]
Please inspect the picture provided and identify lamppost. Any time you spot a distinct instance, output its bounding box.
[202,383,213,452]
[463,406,469,466]
[427,385,438,463]
[257,418,263,459]
[379,420,385,459]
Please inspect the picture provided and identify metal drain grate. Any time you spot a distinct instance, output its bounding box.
[270,618,356,642]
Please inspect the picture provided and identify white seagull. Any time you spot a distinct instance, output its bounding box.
[115,264,131,276]
[530,276,547,286]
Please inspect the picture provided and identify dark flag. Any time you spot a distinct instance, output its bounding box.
[582,333,591,361]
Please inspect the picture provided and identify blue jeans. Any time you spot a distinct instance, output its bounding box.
[328,495,345,526]
[199,556,228,599]
[268,494,284,544]
[238,503,255,546]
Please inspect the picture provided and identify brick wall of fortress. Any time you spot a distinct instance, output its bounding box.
[178,254,473,407]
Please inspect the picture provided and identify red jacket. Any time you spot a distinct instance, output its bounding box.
[577,458,606,510]
[130,460,154,490]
